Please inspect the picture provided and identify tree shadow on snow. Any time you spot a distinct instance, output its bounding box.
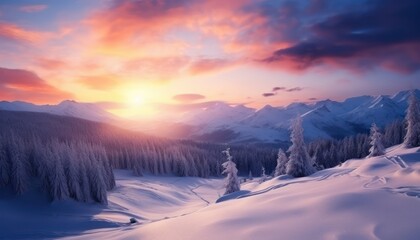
[0,188,120,239]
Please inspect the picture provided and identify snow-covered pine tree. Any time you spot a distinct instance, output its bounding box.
[77,144,92,202]
[404,92,420,148]
[260,166,267,183]
[63,143,83,201]
[222,148,240,195]
[48,141,69,201]
[86,145,108,204]
[368,123,385,157]
[9,134,28,195]
[274,148,288,177]
[286,116,315,177]
[248,171,253,180]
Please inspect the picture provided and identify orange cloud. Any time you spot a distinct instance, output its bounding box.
[77,74,121,90]
[35,57,67,70]
[173,93,205,103]
[19,5,48,13]
[85,0,257,56]
[188,58,238,75]
[0,67,73,103]
[0,22,52,43]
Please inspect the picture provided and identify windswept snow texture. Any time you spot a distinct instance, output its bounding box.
[18,145,415,240]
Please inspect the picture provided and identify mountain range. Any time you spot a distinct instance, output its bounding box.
[1,89,418,144]
[0,100,117,123]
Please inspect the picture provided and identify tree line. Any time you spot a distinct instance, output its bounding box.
[1,92,418,201]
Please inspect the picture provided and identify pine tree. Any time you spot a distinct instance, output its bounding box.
[86,145,108,204]
[77,145,92,202]
[0,143,10,187]
[63,143,83,201]
[222,148,240,195]
[404,92,420,148]
[286,116,315,177]
[248,170,253,180]
[48,143,69,201]
[260,166,267,183]
[368,123,385,157]
[274,148,288,177]
[9,135,28,195]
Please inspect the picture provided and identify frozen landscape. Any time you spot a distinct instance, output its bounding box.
[1,0,420,239]
[1,145,419,239]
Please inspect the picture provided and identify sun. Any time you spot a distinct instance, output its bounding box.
[131,95,143,106]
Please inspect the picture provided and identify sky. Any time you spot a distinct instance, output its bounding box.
[0,0,419,119]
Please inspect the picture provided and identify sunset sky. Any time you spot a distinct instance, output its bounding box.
[1,0,419,119]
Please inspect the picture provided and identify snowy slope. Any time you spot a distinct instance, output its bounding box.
[0,100,118,123]
[115,146,420,239]
[179,102,255,127]
[343,95,404,127]
[7,145,409,239]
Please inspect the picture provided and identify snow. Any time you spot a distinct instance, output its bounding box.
[1,90,418,144]
[172,89,417,143]
[0,100,117,123]
[2,145,418,239]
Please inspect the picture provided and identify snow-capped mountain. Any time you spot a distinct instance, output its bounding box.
[175,89,420,143]
[1,89,419,143]
[179,102,255,127]
[0,100,118,123]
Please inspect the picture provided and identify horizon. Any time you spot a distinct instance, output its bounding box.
[1,0,420,120]
[1,87,418,114]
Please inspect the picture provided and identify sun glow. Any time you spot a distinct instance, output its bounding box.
[106,89,160,120]
[130,95,144,107]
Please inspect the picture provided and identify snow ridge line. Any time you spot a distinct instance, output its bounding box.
[190,185,210,205]
[237,168,355,200]
[396,156,408,168]
[385,156,407,169]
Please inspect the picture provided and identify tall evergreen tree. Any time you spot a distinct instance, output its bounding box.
[404,92,420,147]
[48,144,69,201]
[274,148,288,177]
[63,143,83,201]
[368,123,385,157]
[222,148,240,195]
[286,116,315,177]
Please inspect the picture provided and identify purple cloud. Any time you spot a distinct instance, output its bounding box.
[262,92,276,97]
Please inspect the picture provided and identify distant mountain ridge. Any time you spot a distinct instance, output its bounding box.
[0,100,117,123]
[171,89,420,143]
[0,89,419,144]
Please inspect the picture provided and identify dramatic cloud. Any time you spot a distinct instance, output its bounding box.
[263,0,420,73]
[0,67,72,103]
[19,5,48,13]
[173,94,205,103]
